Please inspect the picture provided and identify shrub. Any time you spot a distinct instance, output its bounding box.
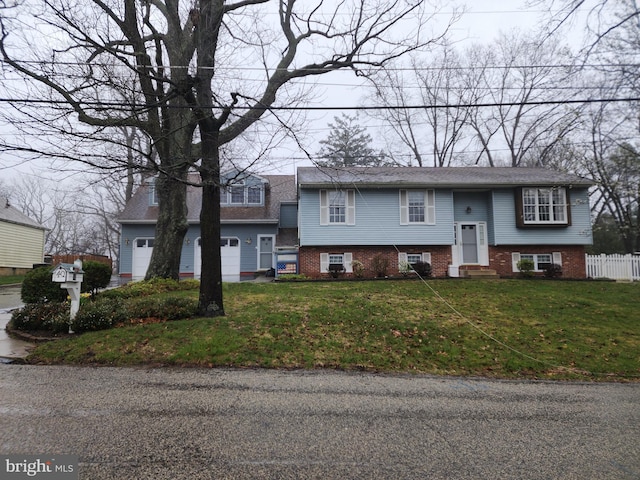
[81,260,112,296]
[276,274,307,281]
[351,260,365,278]
[21,266,67,304]
[517,258,535,278]
[412,261,432,278]
[544,263,563,278]
[371,254,389,278]
[100,278,199,300]
[11,302,70,333]
[71,297,128,333]
[399,261,412,276]
[126,295,198,322]
[327,263,345,278]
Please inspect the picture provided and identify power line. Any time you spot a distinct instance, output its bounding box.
[0,96,639,111]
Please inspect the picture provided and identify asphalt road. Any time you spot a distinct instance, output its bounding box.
[1,366,639,479]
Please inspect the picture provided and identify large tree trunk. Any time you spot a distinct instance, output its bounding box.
[145,173,189,280]
[198,125,224,316]
[195,0,226,316]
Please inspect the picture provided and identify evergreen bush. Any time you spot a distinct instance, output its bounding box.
[21,266,67,304]
[81,260,112,296]
[517,258,535,278]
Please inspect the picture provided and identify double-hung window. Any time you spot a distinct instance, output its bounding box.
[320,189,356,225]
[519,187,569,226]
[329,191,346,223]
[400,189,435,225]
[220,182,264,206]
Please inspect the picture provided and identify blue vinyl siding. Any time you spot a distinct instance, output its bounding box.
[491,188,592,245]
[120,223,278,275]
[220,224,278,272]
[299,188,454,246]
[119,224,156,274]
[279,203,298,228]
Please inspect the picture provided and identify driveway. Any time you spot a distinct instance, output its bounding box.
[0,285,32,359]
[1,366,638,479]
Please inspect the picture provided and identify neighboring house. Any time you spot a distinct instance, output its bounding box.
[118,171,297,281]
[0,199,47,276]
[297,166,594,279]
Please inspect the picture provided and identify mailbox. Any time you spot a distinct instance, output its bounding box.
[52,262,84,283]
[51,260,85,331]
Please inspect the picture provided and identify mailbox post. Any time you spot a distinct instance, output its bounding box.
[51,259,84,333]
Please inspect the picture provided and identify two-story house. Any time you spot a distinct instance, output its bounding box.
[297,166,593,278]
[118,171,297,281]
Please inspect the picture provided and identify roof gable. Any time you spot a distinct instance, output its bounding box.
[118,173,297,224]
[0,201,47,230]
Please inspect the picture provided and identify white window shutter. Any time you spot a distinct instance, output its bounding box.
[512,252,521,272]
[344,252,353,273]
[552,252,563,266]
[426,190,436,224]
[319,190,329,225]
[346,190,356,225]
[320,253,329,272]
[398,252,408,271]
[399,190,408,225]
[422,252,432,264]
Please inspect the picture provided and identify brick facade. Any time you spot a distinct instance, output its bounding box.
[489,245,587,278]
[299,246,451,279]
[299,244,588,279]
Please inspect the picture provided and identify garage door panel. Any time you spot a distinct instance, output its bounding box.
[195,237,241,282]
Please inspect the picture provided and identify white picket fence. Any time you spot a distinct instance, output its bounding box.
[586,254,640,281]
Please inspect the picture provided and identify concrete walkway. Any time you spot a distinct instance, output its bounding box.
[0,285,33,360]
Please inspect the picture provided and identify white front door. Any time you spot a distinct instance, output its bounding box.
[452,222,489,270]
[257,235,275,270]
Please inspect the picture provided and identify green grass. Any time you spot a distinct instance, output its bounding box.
[0,275,24,286]
[26,279,640,381]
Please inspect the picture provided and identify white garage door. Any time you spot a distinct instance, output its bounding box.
[194,237,241,282]
[132,238,154,280]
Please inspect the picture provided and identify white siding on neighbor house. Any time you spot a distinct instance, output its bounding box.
[299,188,454,246]
[490,188,592,245]
[0,221,45,269]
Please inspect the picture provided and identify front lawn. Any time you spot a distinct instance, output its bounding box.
[26,279,640,381]
[0,275,24,286]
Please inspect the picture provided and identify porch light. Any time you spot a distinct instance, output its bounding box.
[466,206,472,214]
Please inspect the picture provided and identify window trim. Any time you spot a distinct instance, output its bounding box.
[399,189,436,225]
[320,252,353,273]
[320,189,356,225]
[511,252,563,272]
[515,187,571,227]
[220,183,264,206]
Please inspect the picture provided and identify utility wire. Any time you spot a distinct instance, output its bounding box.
[0,96,639,110]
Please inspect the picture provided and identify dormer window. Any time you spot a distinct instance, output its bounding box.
[220,181,264,206]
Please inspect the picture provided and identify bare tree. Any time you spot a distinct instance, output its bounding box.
[1,0,452,315]
[581,98,640,253]
[461,31,583,167]
[6,175,123,259]
[366,43,472,167]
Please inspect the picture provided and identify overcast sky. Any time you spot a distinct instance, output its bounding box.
[0,0,593,182]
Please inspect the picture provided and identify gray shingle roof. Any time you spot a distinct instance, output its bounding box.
[297,166,593,188]
[0,200,47,230]
[118,174,297,224]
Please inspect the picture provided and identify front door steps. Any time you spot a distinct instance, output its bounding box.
[458,265,500,279]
